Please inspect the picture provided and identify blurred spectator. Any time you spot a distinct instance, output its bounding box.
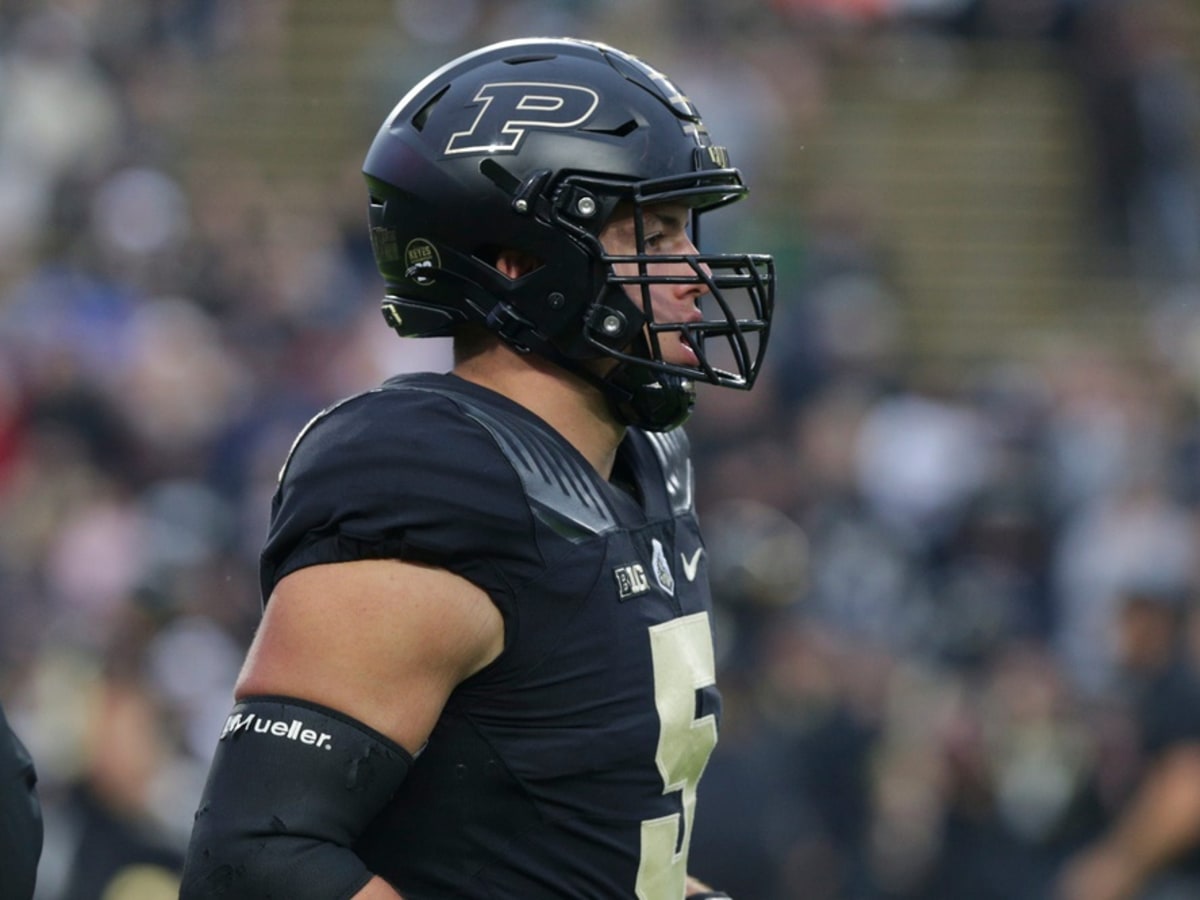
[0,8,123,262]
[770,184,902,410]
[49,669,184,900]
[1068,0,1200,286]
[1051,472,1197,696]
[944,0,1077,41]
[919,642,1102,899]
[854,378,994,548]
[1056,583,1200,900]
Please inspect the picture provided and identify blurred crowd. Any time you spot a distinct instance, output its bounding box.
[1,1,1200,898]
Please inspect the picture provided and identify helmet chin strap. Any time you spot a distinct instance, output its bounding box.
[594,331,695,432]
[496,323,694,432]
[604,365,696,433]
[482,281,694,432]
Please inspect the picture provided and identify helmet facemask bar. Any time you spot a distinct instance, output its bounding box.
[563,168,774,392]
[603,248,773,389]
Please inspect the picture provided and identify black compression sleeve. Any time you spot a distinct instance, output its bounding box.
[181,696,412,900]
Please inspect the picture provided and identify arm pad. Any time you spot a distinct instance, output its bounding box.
[181,696,412,900]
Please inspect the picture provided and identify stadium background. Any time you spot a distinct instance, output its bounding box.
[2,0,1200,897]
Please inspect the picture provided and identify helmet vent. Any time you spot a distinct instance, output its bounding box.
[503,53,558,65]
[583,119,639,138]
[411,85,450,132]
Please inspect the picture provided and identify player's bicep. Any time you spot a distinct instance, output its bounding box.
[236,558,504,755]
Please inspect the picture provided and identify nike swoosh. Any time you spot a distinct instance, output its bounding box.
[681,548,704,582]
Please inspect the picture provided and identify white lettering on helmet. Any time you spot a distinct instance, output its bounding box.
[445,82,599,156]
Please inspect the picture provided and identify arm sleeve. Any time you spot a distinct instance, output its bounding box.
[181,697,412,900]
[0,702,42,900]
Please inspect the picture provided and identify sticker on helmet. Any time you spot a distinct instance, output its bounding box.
[370,226,400,263]
[405,239,440,284]
[444,82,599,156]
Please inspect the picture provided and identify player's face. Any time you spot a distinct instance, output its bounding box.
[600,202,708,368]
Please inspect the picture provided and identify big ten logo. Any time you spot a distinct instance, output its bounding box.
[614,562,650,600]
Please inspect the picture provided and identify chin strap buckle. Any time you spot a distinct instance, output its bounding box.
[485,302,534,353]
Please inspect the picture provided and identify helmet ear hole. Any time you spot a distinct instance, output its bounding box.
[494,249,542,280]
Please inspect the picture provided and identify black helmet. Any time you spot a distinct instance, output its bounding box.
[363,37,774,431]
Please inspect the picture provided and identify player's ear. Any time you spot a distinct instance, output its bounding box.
[495,249,541,279]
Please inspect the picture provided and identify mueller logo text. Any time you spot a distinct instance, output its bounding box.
[221,710,334,750]
[445,82,599,156]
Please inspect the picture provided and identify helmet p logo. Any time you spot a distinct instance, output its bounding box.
[445,82,599,156]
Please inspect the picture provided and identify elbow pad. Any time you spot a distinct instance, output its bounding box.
[181,696,412,900]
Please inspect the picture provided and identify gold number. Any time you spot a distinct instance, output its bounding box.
[636,612,718,900]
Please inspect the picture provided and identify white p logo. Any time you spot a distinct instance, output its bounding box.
[445,82,600,156]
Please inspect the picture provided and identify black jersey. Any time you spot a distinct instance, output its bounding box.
[261,372,720,900]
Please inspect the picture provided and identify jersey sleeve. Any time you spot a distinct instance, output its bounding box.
[259,386,538,602]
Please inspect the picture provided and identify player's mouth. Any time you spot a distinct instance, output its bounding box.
[676,329,700,367]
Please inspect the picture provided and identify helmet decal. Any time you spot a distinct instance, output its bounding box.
[404,239,440,285]
[369,225,400,264]
[444,82,600,156]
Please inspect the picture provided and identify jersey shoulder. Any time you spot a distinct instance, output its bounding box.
[261,373,634,597]
[261,374,533,594]
[403,375,623,541]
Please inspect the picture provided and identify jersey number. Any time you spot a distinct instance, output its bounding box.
[636,612,718,900]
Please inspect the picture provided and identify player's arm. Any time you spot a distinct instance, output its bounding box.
[180,558,504,900]
[1055,742,1200,900]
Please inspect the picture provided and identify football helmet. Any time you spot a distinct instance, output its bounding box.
[363,37,774,431]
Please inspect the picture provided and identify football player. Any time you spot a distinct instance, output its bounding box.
[181,36,773,900]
